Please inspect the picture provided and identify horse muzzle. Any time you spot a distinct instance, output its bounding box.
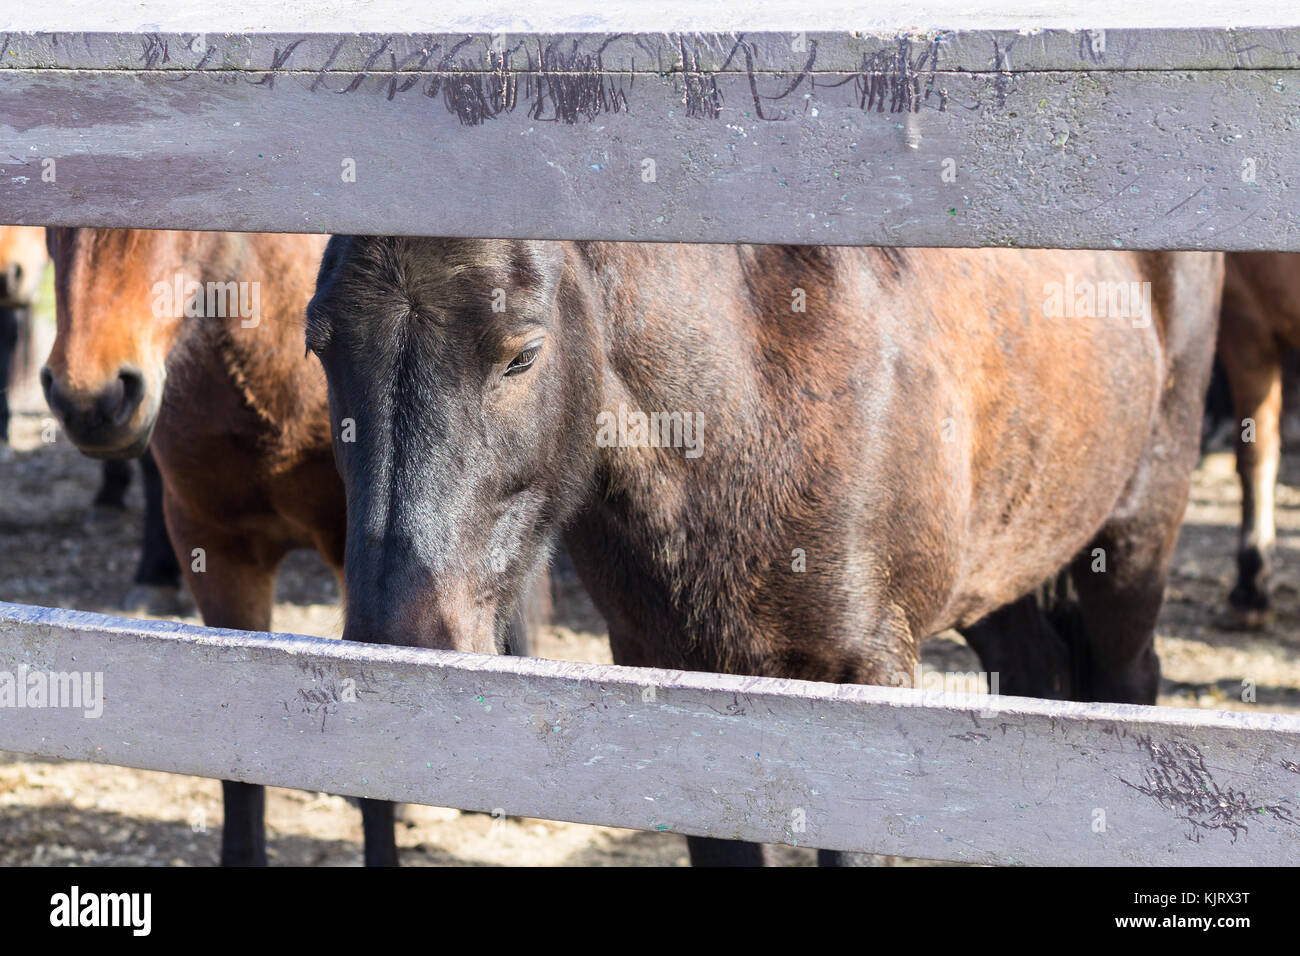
[40,364,160,459]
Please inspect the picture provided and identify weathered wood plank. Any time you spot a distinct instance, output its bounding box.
[0,65,1293,248]
[2,2,1298,72]
[1,601,1298,865]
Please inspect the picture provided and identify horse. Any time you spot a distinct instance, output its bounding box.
[42,229,403,866]
[1215,252,1300,628]
[0,226,47,448]
[0,226,180,609]
[305,238,1222,866]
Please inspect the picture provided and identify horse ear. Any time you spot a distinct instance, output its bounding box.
[305,238,348,355]
[314,236,344,290]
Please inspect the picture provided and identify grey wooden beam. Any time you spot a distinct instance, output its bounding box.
[3,2,1299,72]
[2,5,1300,248]
[1,66,1294,248]
[2,601,1299,865]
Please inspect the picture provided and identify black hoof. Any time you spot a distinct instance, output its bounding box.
[1231,547,1272,612]
[1218,601,1273,631]
[1228,580,1270,611]
[84,503,128,526]
[1227,575,1272,629]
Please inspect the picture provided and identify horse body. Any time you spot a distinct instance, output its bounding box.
[42,228,396,865]
[564,246,1182,684]
[133,234,346,579]
[0,226,180,606]
[45,230,344,579]
[1216,252,1300,625]
[309,240,1221,864]
[0,226,49,444]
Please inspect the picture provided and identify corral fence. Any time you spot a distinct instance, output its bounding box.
[2,2,1300,865]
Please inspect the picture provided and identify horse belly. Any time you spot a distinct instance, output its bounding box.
[955,357,1162,632]
[870,250,1171,632]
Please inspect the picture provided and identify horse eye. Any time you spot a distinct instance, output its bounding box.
[304,324,330,357]
[504,342,542,377]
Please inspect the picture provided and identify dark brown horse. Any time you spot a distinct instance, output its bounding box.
[42,229,400,865]
[1215,252,1300,627]
[306,240,1222,865]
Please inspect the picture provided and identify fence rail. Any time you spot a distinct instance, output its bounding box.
[1,3,1299,248]
[2,603,1299,865]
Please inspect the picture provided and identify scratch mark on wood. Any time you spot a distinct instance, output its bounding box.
[254,38,308,88]
[140,34,169,69]
[1164,185,1206,218]
[680,37,723,119]
[310,37,347,92]
[1119,735,1297,843]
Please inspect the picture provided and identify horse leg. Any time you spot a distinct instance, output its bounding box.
[1066,362,1211,706]
[503,567,552,657]
[165,498,279,865]
[122,450,185,614]
[686,837,777,866]
[318,557,401,866]
[0,305,19,446]
[1218,322,1281,628]
[959,572,1078,700]
[219,781,267,867]
[360,800,397,866]
[92,458,132,511]
[1063,536,1164,704]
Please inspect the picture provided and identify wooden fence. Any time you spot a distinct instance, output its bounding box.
[2,3,1300,864]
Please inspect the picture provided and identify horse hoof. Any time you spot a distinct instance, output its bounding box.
[121,584,189,617]
[1216,605,1273,631]
[85,503,127,526]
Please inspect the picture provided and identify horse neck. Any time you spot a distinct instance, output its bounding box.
[185,234,327,436]
[577,241,757,442]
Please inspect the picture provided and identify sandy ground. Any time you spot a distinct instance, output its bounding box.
[2,319,1298,865]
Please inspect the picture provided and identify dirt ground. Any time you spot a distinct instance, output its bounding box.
[2,318,1299,866]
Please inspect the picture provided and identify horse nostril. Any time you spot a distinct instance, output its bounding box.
[39,366,55,406]
[112,367,146,427]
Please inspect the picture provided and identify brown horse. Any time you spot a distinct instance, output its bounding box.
[306,239,1221,865]
[0,226,48,447]
[0,226,179,606]
[42,229,403,866]
[1216,252,1300,627]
